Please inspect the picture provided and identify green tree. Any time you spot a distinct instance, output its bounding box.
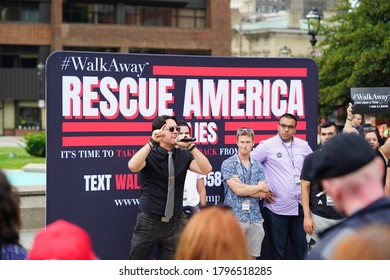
[317,0,390,120]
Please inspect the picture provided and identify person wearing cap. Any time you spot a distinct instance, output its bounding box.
[28,219,97,260]
[251,113,313,260]
[300,122,344,249]
[221,127,270,259]
[306,133,390,260]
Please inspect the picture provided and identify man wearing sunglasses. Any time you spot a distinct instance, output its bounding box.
[221,127,270,259]
[128,115,212,260]
[251,113,312,259]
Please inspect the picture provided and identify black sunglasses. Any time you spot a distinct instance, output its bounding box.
[166,126,181,133]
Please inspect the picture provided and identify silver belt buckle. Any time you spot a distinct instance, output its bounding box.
[161,216,170,223]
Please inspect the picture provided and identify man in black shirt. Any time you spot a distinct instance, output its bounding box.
[301,122,343,248]
[128,115,212,260]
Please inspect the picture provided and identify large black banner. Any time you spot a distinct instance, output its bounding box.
[46,51,318,259]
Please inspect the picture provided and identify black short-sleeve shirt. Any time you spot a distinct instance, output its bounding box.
[301,150,344,220]
[138,146,194,217]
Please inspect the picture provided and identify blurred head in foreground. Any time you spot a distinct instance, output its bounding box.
[175,206,249,260]
[0,170,22,245]
[309,134,384,216]
[28,219,97,260]
[0,170,27,260]
[332,224,390,260]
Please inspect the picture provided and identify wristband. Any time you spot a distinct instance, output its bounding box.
[188,144,196,152]
[347,118,353,121]
[149,138,157,147]
[147,141,154,149]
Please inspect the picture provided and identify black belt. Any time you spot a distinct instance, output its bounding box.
[139,211,181,223]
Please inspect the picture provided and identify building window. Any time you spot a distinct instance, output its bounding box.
[129,48,211,56]
[18,106,40,129]
[0,1,39,22]
[62,2,206,28]
[124,5,206,28]
[64,47,119,53]
[63,3,115,24]
[0,45,38,68]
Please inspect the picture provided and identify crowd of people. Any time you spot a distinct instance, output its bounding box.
[1,106,389,260]
[126,111,390,260]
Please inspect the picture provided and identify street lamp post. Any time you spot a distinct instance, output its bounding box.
[37,62,45,130]
[279,46,292,57]
[239,19,243,56]
[306,8,321,53]
[37,62,45,98]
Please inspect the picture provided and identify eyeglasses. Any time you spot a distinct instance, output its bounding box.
[237,127,254,135]
[166,126,181,133]
[279,123,296,130]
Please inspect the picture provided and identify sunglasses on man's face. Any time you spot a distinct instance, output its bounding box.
[166,126,181,133]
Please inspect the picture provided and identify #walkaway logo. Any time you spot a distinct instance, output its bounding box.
[60,56,149,77]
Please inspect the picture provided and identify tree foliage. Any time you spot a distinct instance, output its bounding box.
[316,0,390,119]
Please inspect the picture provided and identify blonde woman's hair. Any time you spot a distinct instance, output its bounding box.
[175,206,250,260]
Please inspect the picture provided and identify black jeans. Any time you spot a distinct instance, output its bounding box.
[128,212,183,260]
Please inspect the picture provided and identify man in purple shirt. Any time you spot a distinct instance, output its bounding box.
[251,113,312,259]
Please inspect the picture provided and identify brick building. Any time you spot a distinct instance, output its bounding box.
[0,0,231,135]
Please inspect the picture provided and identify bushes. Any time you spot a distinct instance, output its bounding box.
[23,132,46,157]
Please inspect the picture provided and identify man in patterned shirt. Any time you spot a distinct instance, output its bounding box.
[221,127,270,259]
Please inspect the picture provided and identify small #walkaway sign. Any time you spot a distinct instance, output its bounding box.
[351,87,390,114]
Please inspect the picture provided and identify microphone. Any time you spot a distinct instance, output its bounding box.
[178,137,196,142]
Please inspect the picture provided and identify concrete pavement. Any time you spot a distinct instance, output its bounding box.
[0,136,25,147]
